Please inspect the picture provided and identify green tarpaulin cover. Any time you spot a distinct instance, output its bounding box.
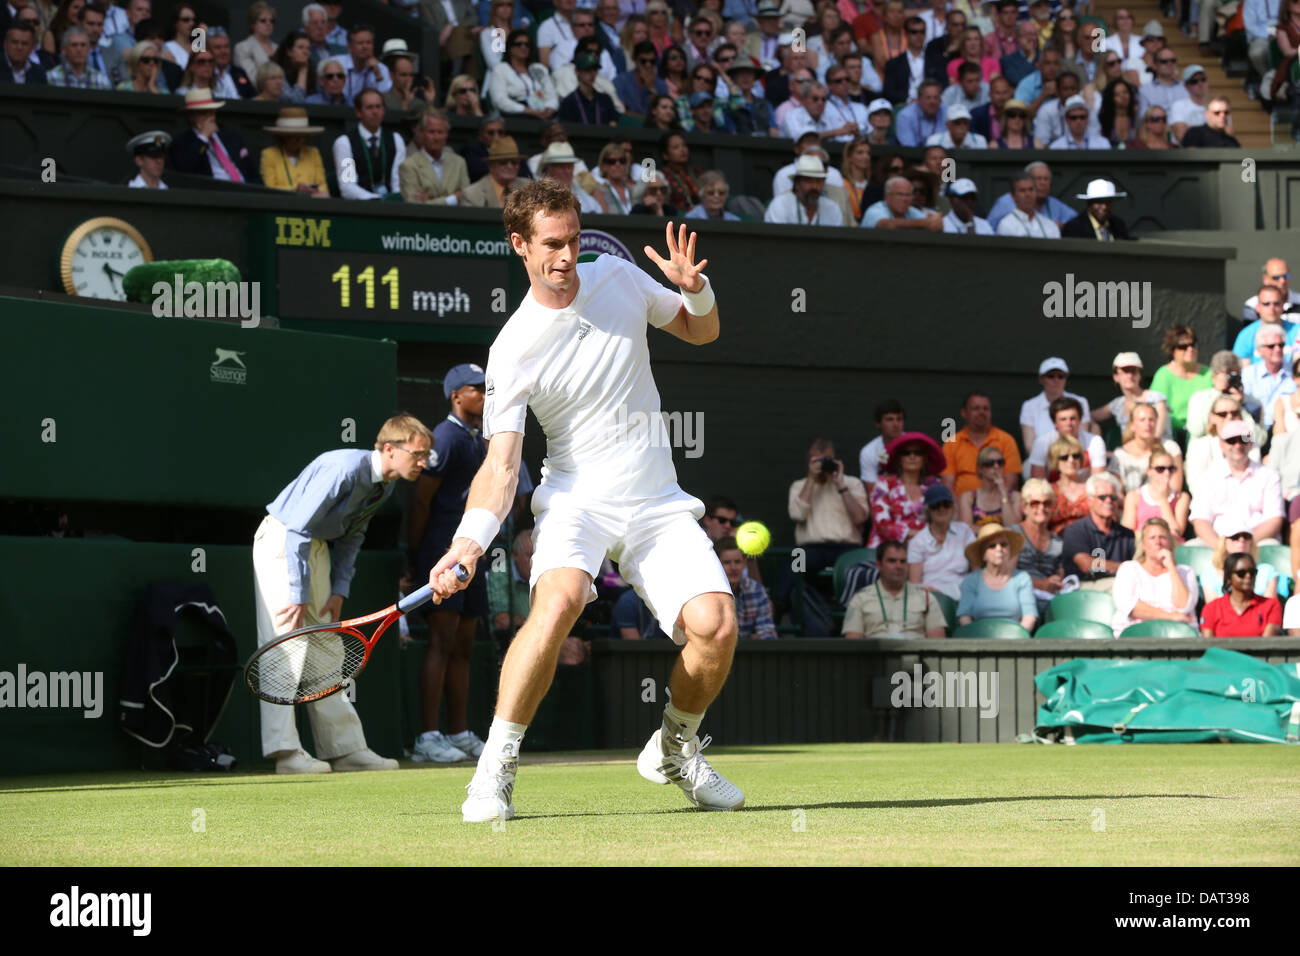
[1033,648,1300,744]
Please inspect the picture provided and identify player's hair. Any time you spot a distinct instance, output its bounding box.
[374,413,433,450]
[503,178,582,243]
[706,494,738,515]
[713,536,741,557]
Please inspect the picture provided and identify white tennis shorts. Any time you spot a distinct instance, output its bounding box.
[529,483,730,644]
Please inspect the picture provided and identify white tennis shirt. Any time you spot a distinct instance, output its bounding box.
[483,254,685,500]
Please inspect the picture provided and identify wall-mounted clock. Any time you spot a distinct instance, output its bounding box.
[60,217,154,300]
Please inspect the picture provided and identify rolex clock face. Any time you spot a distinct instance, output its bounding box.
[60,217,154,300]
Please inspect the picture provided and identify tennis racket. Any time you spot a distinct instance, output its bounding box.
[245,564,469,705]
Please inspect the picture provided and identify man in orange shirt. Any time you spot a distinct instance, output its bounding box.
[941,391,1023,497]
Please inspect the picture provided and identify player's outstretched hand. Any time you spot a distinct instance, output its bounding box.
[644,221,709,294]
[428,540,478,601]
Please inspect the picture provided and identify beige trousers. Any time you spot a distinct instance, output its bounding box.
[253,515,367,759]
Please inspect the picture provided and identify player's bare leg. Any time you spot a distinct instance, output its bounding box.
[638,591,745,810]
[461,567,589,822]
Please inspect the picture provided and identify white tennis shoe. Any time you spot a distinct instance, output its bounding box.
[462,745,518,823]
[412,731,468,763]
[637,729,745,810]
[447,730,486,758]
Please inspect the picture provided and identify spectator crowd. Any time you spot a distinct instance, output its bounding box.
[3,0,1288,224]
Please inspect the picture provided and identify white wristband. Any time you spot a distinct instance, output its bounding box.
[680,275,715,315]
[454,508,500,553]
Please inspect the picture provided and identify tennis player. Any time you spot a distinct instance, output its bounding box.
[255,415,432,774]
[428,179,743,821]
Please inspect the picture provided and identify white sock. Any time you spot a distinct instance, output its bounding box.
[662,702,703,751]
[481,716,527,768]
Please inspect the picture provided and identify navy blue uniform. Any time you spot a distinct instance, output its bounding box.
[417,413,488,614]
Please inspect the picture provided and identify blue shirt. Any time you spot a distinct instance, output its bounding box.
[684,204,741,221]
[894,102,946,147]
[613,70,668,116]
[861,200,925,228]
[1233,319,1300,363]
[956,569,1037,622]
[999,51,1036,87]
[986,191,1077,229]
[267,449,396,603]
[1241,361,1296,430]
[423,412,487,532]
[1014,69,1047,104]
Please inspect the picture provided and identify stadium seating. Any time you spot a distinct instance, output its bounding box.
[931,592,958,636]
[832,547,876,599]
[1175,546,1218,580]
[1033,619,1115,639]
[1045,590,1117,626]
[951,620,1031,639]
[1118,621,1202,638]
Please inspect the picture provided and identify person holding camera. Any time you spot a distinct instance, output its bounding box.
[1186,351,1264,441]
[787,438,869,579]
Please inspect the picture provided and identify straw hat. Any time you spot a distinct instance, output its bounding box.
[486,135,524,162]
[181,88,224,111]
[965,523,1025,567]
[264,106,325,135]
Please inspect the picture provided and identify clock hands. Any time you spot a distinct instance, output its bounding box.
[102,262,126,292]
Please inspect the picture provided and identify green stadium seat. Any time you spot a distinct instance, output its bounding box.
[1117,620,1201,638]
[832,547,876,599]
[930,591,957,635]
[1175,545,1217,580]
[617,113,644,128]
[1258,544,1292,575]
[1046,590,1115,625]
[951,619,1031,639]
[1033,619,1114,638]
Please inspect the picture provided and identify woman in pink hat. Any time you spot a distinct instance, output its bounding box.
[868,431,945,548]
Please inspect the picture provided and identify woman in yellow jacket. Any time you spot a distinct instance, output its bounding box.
[260,107,330,198]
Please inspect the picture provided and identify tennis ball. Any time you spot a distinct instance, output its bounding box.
[735,521,771,557]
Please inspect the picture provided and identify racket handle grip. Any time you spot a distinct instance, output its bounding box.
[397,564,470,614]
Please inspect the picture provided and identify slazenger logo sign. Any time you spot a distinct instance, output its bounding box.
[578,230,634,263]
[210,348,247,385]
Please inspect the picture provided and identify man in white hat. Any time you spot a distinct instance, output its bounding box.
[538,141,603,213]
[1048,95,1110,149]
[770,131,844,195]
[764,154,843,225]
[925,102,988,148]
[1032,70,1100,144]
[170,89,260,184]
[1170,64,1210,142]
[1136,42,1187,117]
[1020,357,1094,452]
[942,179,993,235]
[1062,179,1132,240]
[125,130,171,189]
[861,175,941,230]
[864,97,898,145]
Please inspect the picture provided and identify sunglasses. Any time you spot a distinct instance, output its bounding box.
[906,27,926,33]
[1224,435,1253,446]
[982,459,1006,468]
[1268,272,1291,280]
[1004,110,1028,119]
[1186,76,1207,84]
[140,55,160,63]
[637,57,657,65]
[1261,342,1285,349]
[1231,567,1258,578]
[1105,58,1120,66]
[1025,500,1051,508]
[511,40,531,47]
[1157,57,1177,64]
[709,515,738,525]
[321,71,343,78]
[1151,465,1176,474]
[602,156,628,164]
[1228,533,1254,542]
[692,28,711,36]
[1059,452,1084,461]
[1094,494,1119,502]
[1149,114,1168,122]
[1175,341,1196,349]
[1211,409,1240,417]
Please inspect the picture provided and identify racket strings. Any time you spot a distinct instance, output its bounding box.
[248,629,367,704]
